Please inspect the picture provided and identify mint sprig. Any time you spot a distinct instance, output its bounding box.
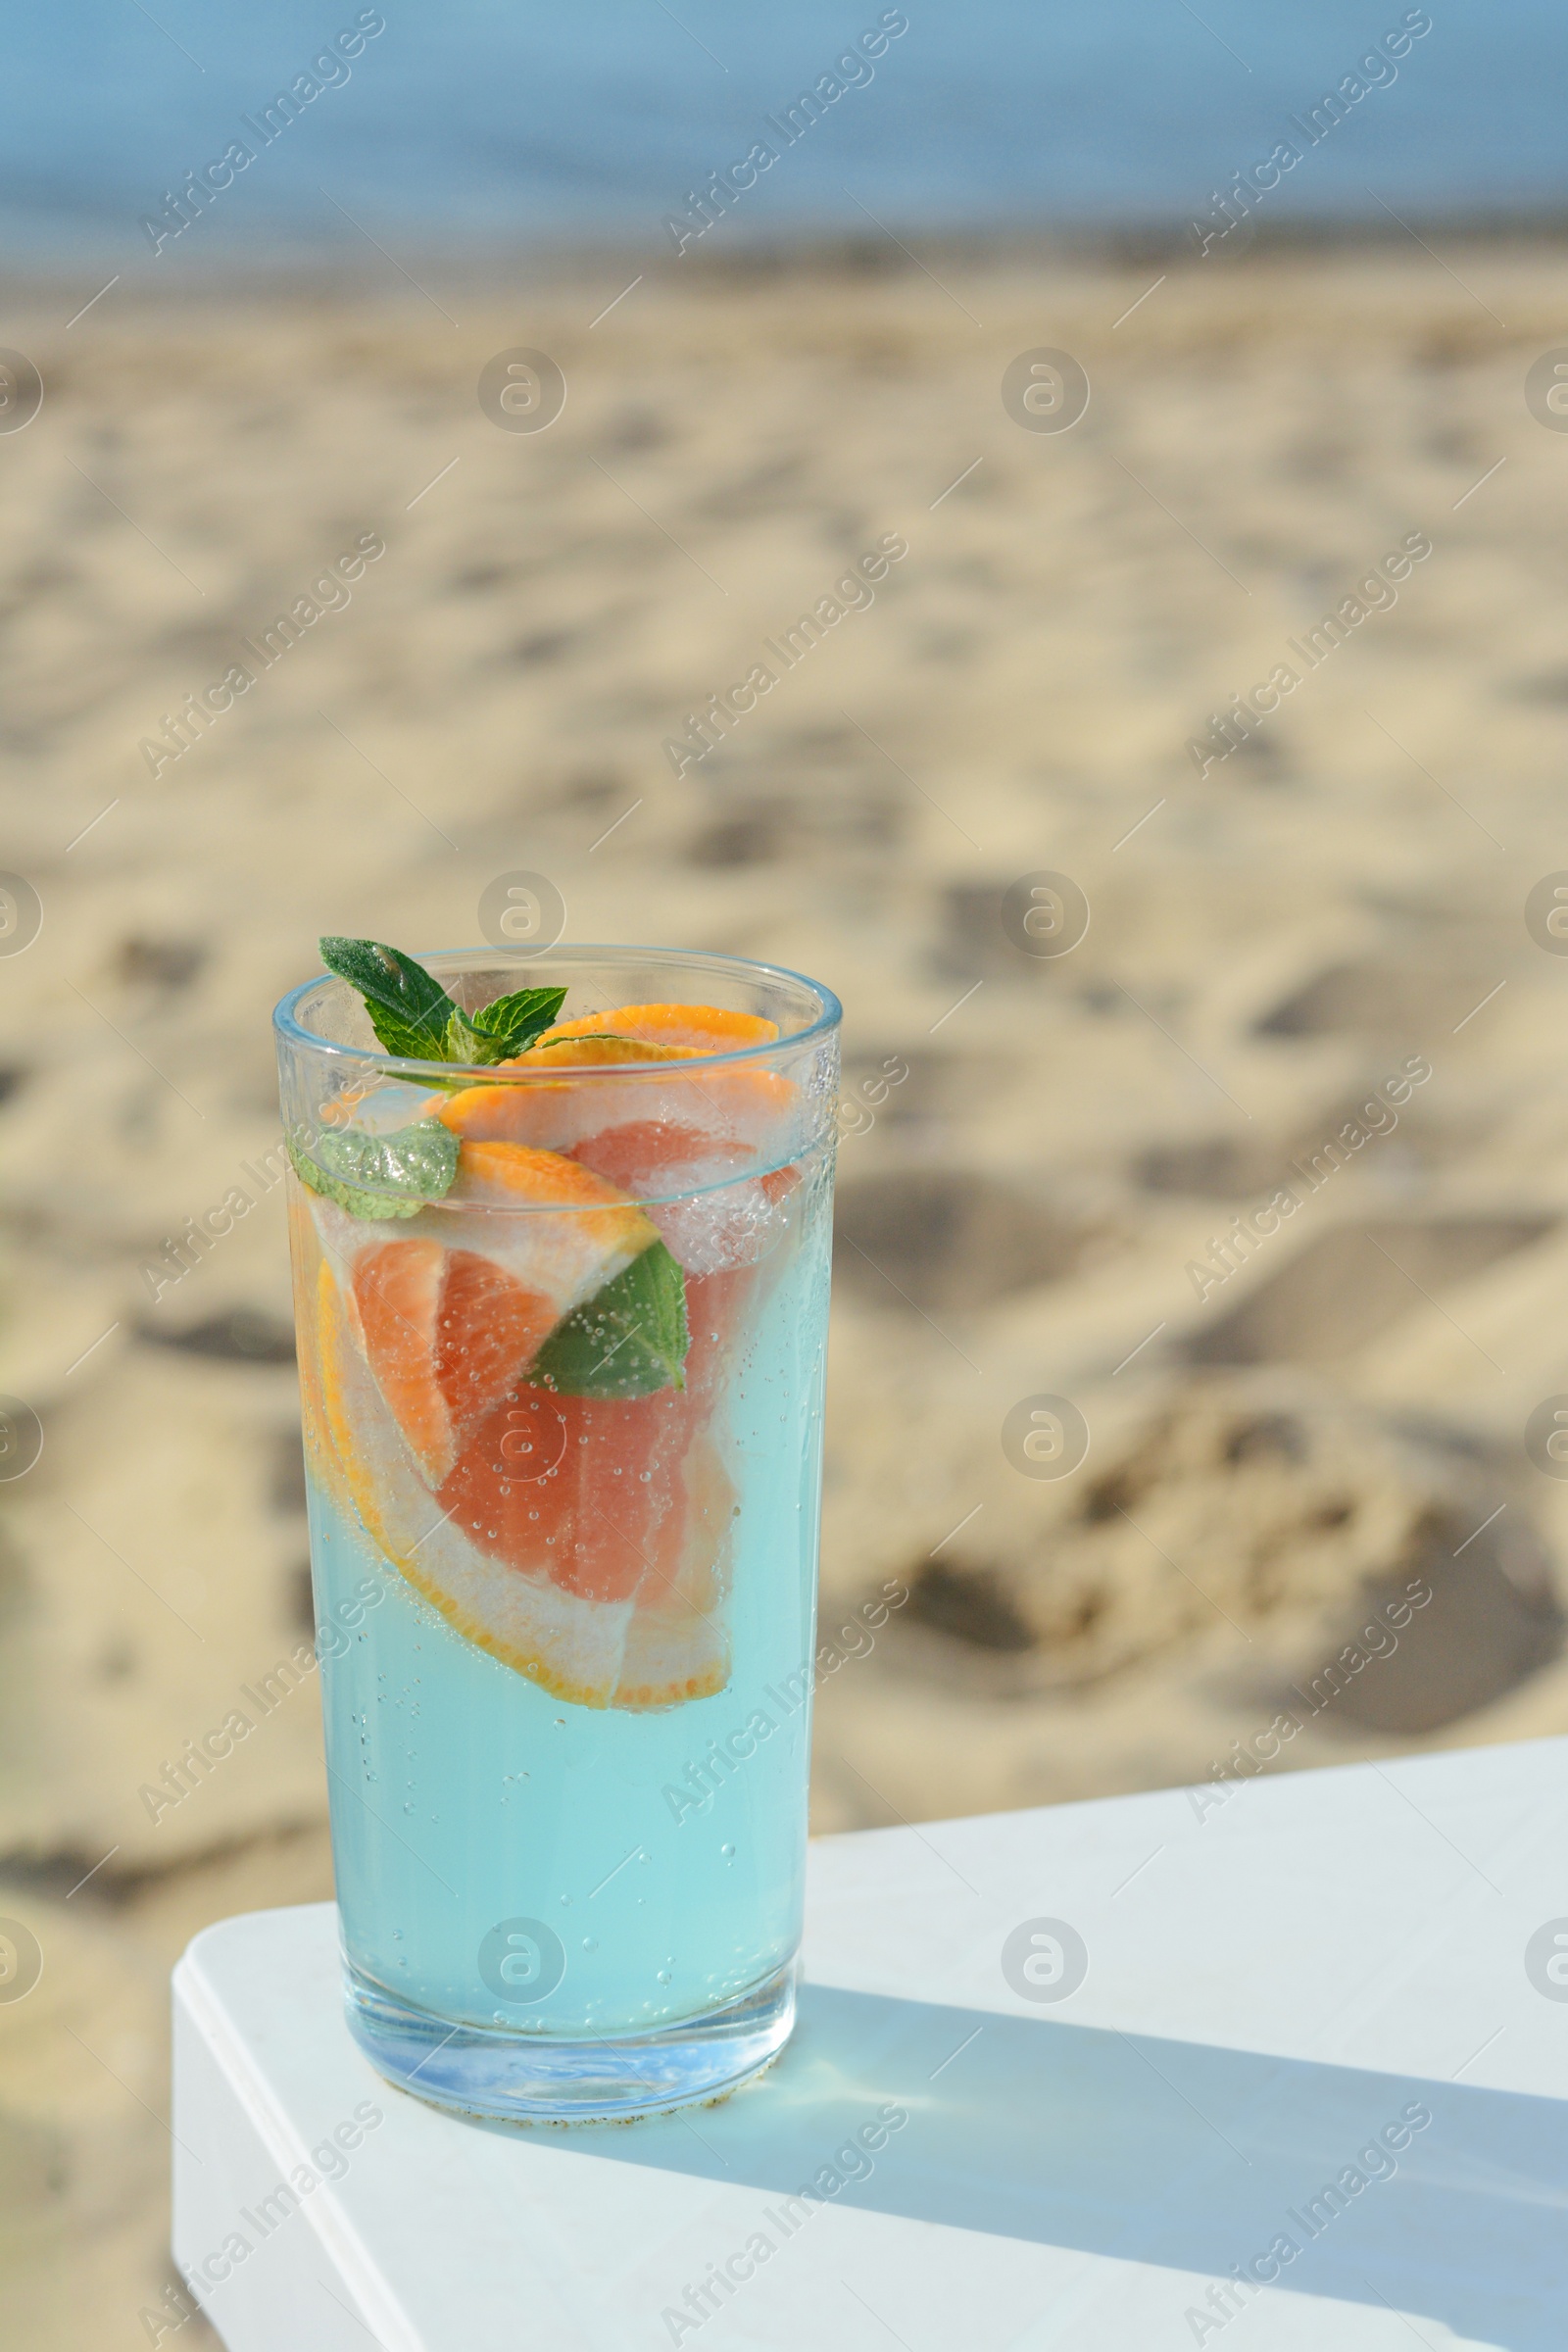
[289,1115,459,1221]
[528,1242,689,1398]
[307,938,692,1395]
[442,986,576,1067]
[319,937,566,1066]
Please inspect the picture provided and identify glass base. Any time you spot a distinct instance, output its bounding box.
[344,1957,798,2125]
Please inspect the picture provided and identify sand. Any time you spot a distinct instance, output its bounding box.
[2,237,1566,2339]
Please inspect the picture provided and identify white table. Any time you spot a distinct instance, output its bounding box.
[171,1738,1568,2350]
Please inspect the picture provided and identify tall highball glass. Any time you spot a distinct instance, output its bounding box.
[273,947,839,2121]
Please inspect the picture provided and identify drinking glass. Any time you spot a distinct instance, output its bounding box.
[273,947,839,2121]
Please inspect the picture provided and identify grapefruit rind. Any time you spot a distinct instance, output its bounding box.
[538,1002,779,1054]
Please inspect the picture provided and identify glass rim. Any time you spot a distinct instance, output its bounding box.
[272,941,843,1082]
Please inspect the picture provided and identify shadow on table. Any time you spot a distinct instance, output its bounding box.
[544,1982,1566,2349]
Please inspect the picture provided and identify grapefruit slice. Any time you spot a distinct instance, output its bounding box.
[311,1253,737,1708]
[432,1060,793,1164]
[428,1002,800,1272]
[434,1091,798,1271]
[314,1257,644,1705]
[537,1003,778,1054]
[568,1118,799,1275]
[304,1144,661,1487]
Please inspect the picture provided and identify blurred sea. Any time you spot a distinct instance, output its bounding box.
[4,0,1566,270]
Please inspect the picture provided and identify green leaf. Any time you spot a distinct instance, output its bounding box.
[466,985,569,1063]
[319,936,461,1062]
[528,1241,689,1397]
[469,986,568,1042]
[442,1004,487,1063]
[288,1115,459,1221]
[290,1144,424,1221]
[318,934,569,1067]
[437,990,568,1068]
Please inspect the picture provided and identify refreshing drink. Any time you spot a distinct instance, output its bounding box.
[275,946,840,2121]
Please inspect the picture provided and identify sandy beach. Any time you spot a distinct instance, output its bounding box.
[2,236,1566,2338]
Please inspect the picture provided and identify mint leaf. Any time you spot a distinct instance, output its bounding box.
[289,1115,459,1221]
[319,936,461,1062]
[442,1004,487,1063]
[290,1144,424,1221]
[437,986,569,1069]
[317,1115,459,1199]
[467,985,568,1060]
[318,935,569,1068]
[528,1242,689,1397]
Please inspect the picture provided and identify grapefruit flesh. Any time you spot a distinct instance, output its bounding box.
[437,1267,744,1605]
[567,1118,799,1275]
